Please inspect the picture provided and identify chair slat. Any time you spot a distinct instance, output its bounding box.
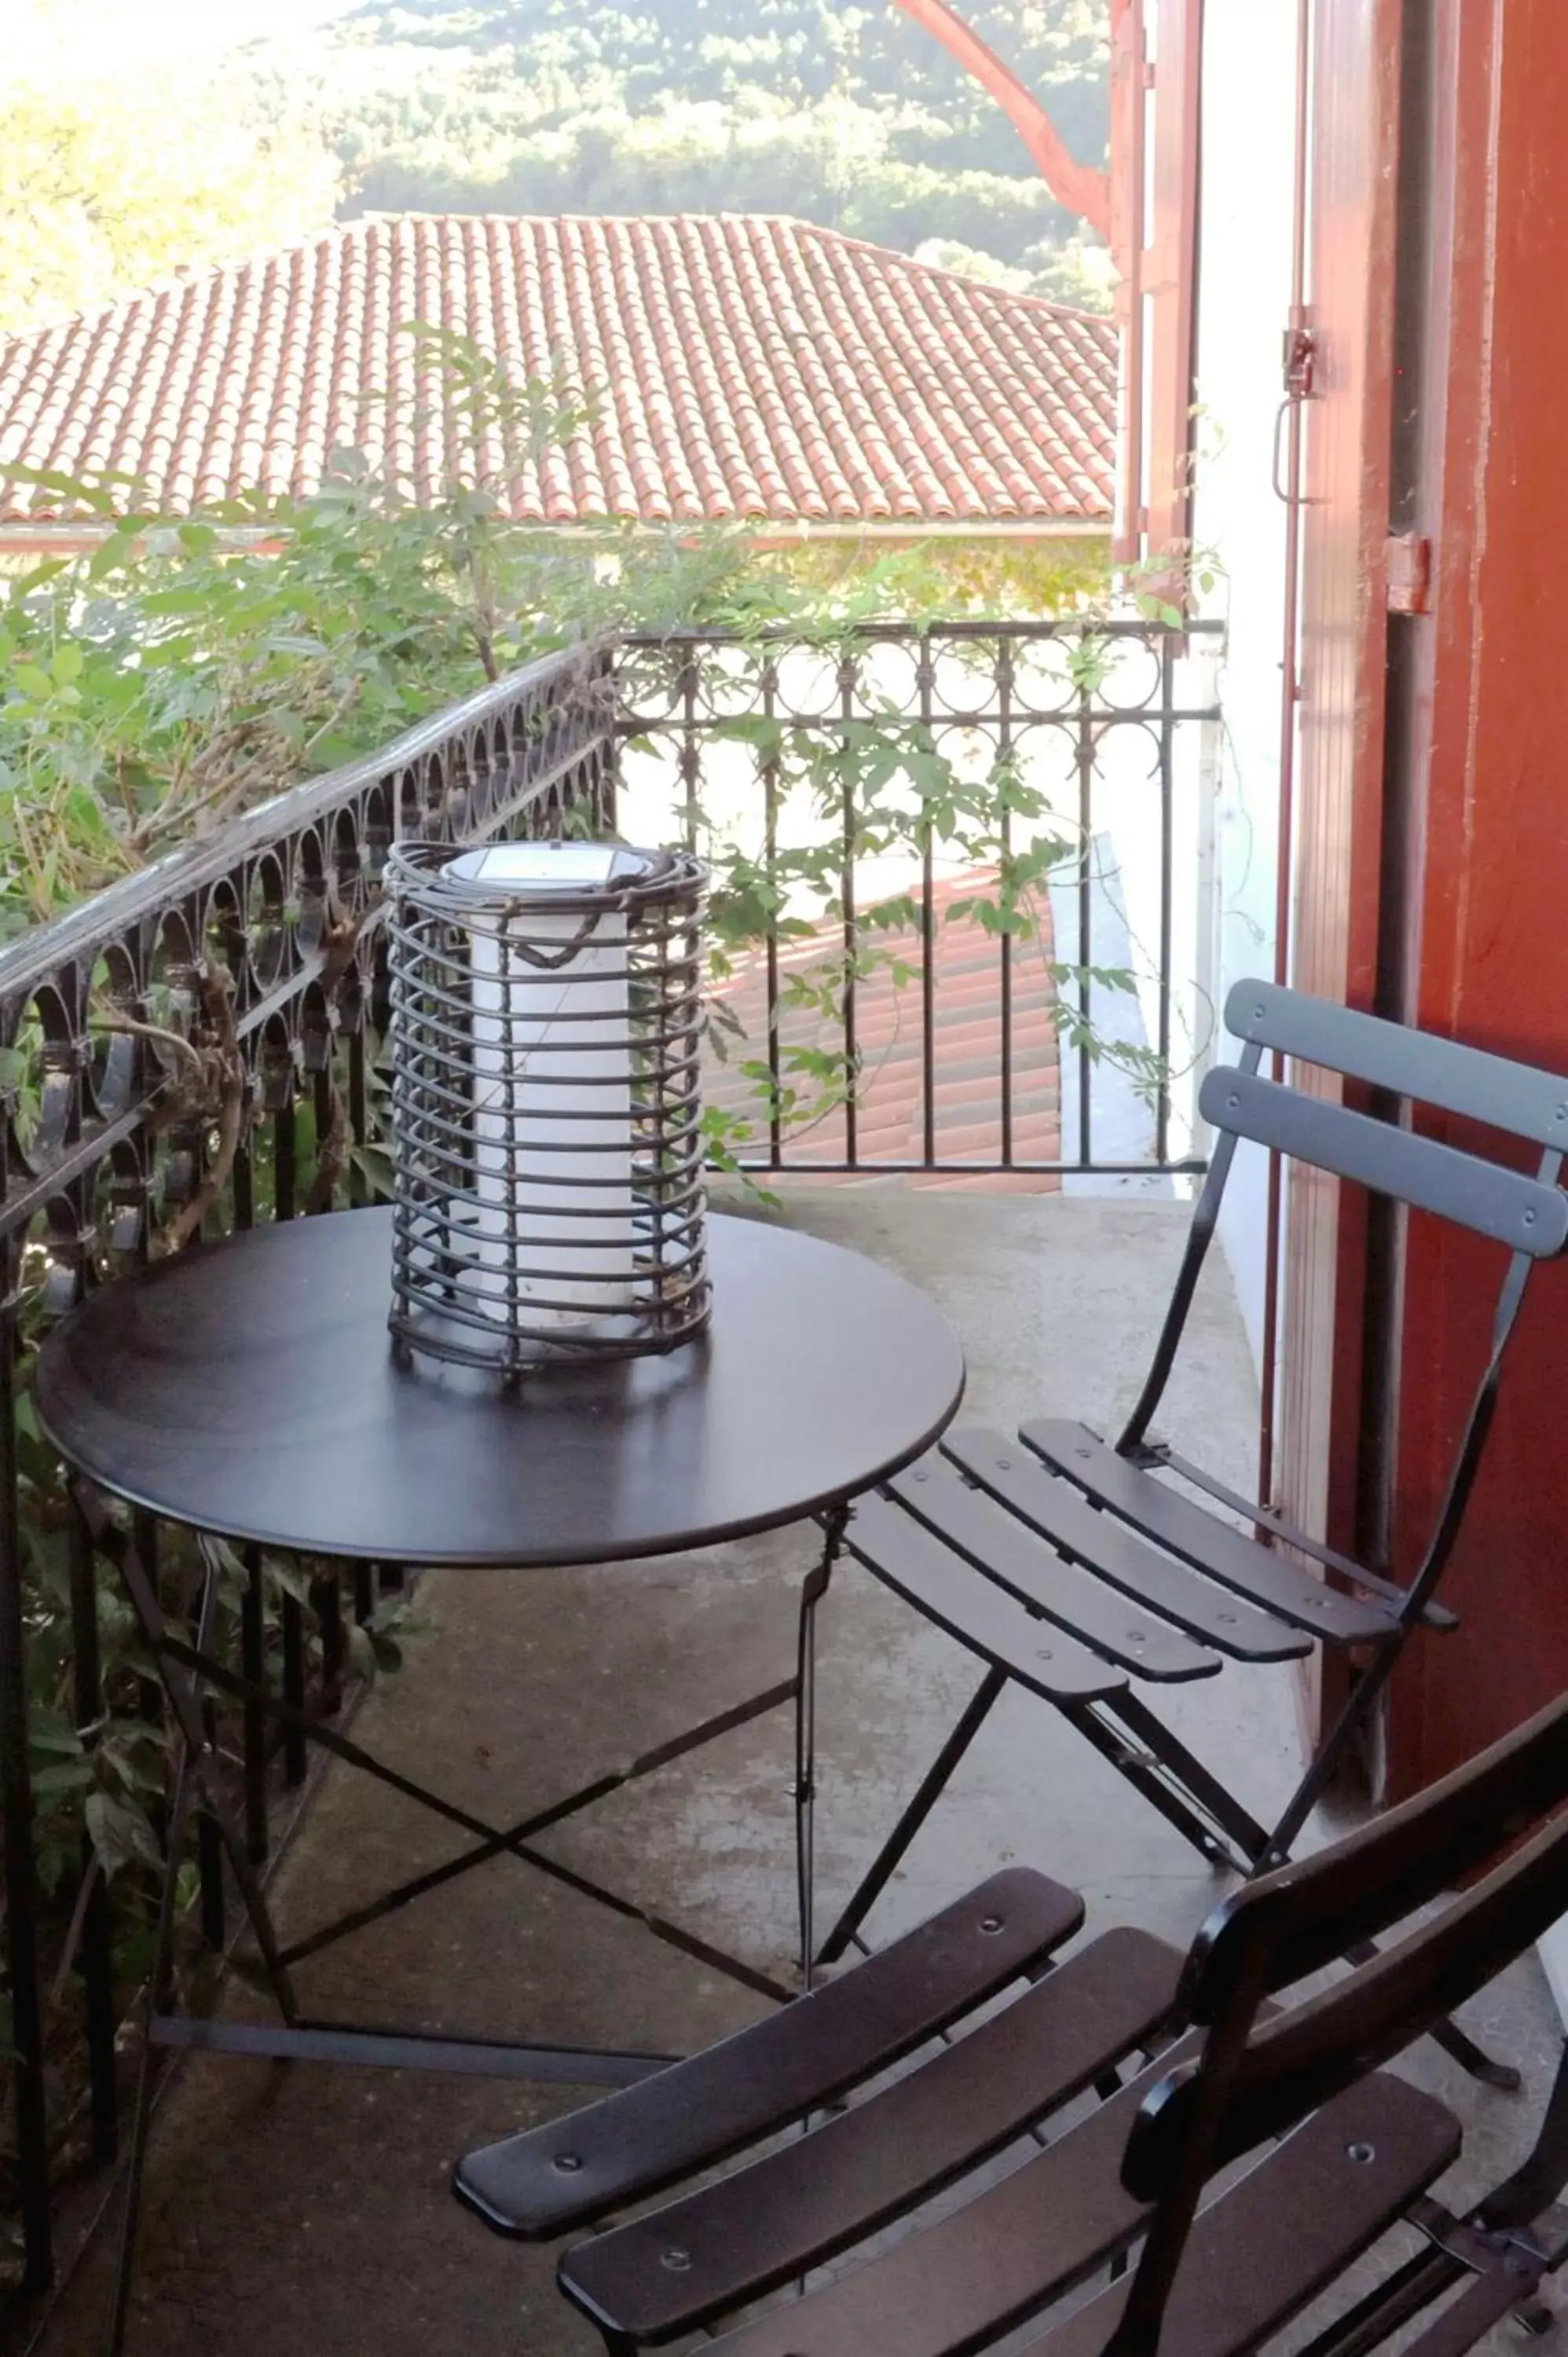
[694,2072,1456,2357]
[1227,980,1568,1149]
[690,2029,1178,2357]
[453,1867,1082,2240]
[888,1458,1224,1681]
[562,1926,1183,2343]
[1021,2076,1461,2357]
[940,1432,1310,1663]
[845,1494,1145,1701]
[1021,1422,1401,1644]
[1200,1068,1568,1255]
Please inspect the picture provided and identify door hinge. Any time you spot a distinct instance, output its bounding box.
[1386,532,1433,615]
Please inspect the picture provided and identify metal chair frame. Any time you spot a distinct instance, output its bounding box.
[800,981,1568,2073]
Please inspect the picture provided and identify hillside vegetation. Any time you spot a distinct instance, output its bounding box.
[304,0,1111,303]
[3,2,1109,329]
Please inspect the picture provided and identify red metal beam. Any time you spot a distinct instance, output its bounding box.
[888,0,1112,239]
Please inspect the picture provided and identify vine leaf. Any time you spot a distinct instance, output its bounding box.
[84,1790,162,1881]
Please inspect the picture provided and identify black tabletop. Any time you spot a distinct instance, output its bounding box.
[35,1208,965,1567]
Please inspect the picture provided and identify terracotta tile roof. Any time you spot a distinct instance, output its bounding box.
[0,214,1116,530]
[705,869,1062,1189]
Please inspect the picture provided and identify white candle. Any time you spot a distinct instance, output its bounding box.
[446,842,638,1329]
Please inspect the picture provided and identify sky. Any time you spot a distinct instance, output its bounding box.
[13,0,361,69]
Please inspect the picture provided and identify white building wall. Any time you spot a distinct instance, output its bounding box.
[1192,0,1301,1367]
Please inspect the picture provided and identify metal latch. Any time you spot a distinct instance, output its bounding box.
[1273,320,1318,501]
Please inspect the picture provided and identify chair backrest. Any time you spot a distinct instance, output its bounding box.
[1106,1687,1568,2355]
[1119,982,1568,1601]
[1203,982,1568,1256]
[1225,983,1568,1153]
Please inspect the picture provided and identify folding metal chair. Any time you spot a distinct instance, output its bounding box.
[455,1686,1568,2357]
[806,978,1568,2079]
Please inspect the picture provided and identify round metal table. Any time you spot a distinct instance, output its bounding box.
[35,1204,964,2094]
[37,1206,965,1567]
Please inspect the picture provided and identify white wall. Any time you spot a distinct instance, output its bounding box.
[1192,0,1301,1367]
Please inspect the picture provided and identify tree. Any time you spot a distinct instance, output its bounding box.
[0,3,1112,334]
[321,0,1109,284]
[0,68,342,335]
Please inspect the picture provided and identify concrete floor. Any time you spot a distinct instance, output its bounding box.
[27,1188,1564,2357]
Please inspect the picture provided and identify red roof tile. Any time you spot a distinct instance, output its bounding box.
[705,869,1062,1189]
[0,215,1116,529]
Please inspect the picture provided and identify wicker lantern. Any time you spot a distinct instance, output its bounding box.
[384,839,710,1372]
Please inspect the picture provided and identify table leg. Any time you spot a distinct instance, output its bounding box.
[79,1464,843,2348]
[87,1483,804,2010]
[794,1505,848,1992]
[274,1677,797,1978]
[152,1626,799,2006]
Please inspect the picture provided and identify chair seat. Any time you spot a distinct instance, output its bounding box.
[844,1493,1133,1703]
[562,1924,1185,2343]
[938,1433,1314,1661]
[453,1867,1083,2241]
[684,2070,1459,2357]
[845,1419,1411,1725]
[1017,1421,1405,1645]
[888,1457,1232,1679]
[1013,2074,1462,2357]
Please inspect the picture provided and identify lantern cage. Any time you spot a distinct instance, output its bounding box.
[384,839,711,1373]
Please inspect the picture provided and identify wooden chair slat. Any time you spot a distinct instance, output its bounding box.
[453,1868,1082,2241]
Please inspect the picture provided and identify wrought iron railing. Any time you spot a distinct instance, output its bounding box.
[614,619,1226,1182]
[0,643,614,2291]
[0,613,1227,2292]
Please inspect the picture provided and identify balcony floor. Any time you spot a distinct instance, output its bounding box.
[32,1189,1563,2356]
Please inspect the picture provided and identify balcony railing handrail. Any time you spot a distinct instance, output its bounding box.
[0,639,611,1005]
[621,618,1226,646]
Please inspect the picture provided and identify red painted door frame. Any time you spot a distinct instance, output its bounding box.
[1284,0,1568,1797]
[1373,0,1568,1798]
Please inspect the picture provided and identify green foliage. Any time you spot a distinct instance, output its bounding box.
[0,63,341,333]
[0,330,1191,1219]
[0,333,1185,1192]
[328,0,1108,167]
[2,5,1112,340]
[0,330,1122,940]
[276,0,1112,301]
